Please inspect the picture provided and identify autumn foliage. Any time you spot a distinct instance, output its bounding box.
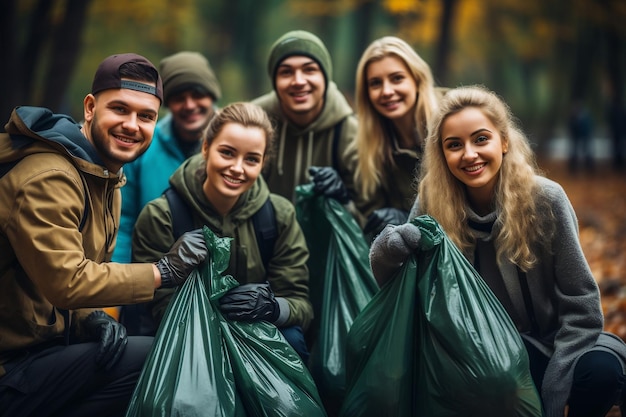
[541,159,626,341]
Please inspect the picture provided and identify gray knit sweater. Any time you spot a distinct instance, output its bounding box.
[370,176,626,417]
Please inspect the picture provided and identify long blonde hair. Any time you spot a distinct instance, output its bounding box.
[419,85,546,271]
[349,36,439,200]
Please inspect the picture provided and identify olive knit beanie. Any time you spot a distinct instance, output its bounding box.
[159,51,222,103]
[267,30,332,89]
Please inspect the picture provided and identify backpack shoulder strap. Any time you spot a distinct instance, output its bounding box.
[252,197,277,270]
[331,118,344,171]
[164,186,277,267]
[164,187,194,240]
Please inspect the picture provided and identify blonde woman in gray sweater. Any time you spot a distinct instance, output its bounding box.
[370,85,626,417]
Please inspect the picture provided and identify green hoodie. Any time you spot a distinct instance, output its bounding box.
[252,81,358,203]
[132,153,313,330]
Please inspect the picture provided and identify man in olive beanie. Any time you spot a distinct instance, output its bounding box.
[113,51,222,334]
[252,30,358,207]
[266,30,332,94]
[251,29,360,380]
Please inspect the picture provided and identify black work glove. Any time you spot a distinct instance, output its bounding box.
[156,229,208,288]
[219,282,280,322]
[84,310,128,371]
[363,207,409,237]
[308,166,349,204]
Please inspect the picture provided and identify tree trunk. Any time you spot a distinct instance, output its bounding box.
[434,0,457,87]
[41,0,92,113]
[0,0,20,122]
[22,0,55,100]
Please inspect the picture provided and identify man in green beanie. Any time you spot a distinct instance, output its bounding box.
[252,30,358,206]
[113,51,222,334]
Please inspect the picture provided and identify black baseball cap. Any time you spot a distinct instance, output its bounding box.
[91,53,163,102]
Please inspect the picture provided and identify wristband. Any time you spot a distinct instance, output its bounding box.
[155,261,174,288]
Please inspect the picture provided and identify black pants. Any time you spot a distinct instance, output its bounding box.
[0,336,153,417]
[525,339,625,417]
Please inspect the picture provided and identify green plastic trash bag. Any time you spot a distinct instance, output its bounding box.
[126,226,327,417]
[295,183,379,415]
[340,215,543,417]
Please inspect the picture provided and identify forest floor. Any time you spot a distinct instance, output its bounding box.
[539,157,626,417]
[540,158,626,338]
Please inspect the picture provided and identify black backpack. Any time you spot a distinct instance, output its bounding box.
[164,187,277,269]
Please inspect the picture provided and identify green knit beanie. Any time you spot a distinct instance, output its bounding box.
[159,51,222,103]
[267,30,332,89]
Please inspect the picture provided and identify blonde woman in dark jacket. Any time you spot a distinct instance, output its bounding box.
[370,85,626,417]
[347,36,443,240]
[132,102,313,361]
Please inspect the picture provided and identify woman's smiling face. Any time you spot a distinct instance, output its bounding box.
[202,122,266,214]
[441,107,508,209]
[366,55,418,123]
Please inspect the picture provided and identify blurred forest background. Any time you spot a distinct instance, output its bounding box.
[1,0,626,332]
[1,0,625,148]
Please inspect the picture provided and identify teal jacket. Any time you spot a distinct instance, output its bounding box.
[112,113,201,263]
[132,153,313,330]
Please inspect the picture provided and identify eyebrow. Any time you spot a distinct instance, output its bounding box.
[278,59,317,69]
[217,144,264,157]
[108,100,158,117]
[443,128,492,142]
[370,70,405,80]
[472,128,492,136]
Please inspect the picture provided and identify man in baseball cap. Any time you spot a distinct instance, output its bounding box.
[112,51,222,336]
[91,52,163,102]
[0,53,207,416]
[85,52,164,170]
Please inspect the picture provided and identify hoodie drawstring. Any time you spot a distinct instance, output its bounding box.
[276,122,315,196]
[294,133,303,188]
[306,131,314,180]
[277,121,287,176]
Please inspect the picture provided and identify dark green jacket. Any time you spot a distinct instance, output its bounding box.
[356,141,421,219]
[132,153,313,330]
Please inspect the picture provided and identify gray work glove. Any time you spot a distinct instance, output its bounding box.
[308,166,349,204]
[156,229,208,288]
[369,223,421,286]
[364,207,409,237]
[84,310,128,371]
[219,282,280,322]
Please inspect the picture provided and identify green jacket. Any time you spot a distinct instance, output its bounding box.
[132,153,313,330]
[252,81,358,203]
[0,107,155,375]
